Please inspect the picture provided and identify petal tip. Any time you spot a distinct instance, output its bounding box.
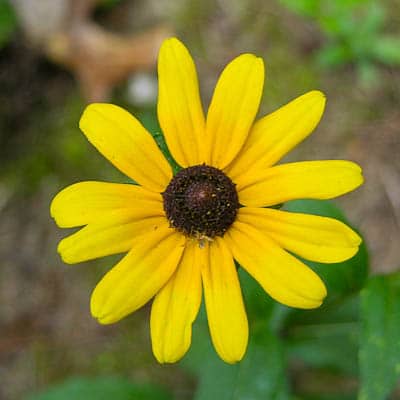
[303,277,327,309]
[316,275,328,296]
[229,52,264,71]
[346,160,363,172]
[347,161,364,190]
[219,350,246,364]
[49,197,58,222]
[90,294,115,325]
[244,53,265,71]
[303,293,326,310]
[79,104,98,133]
[307,90,326,117]
[50,197,69,228]
[359,168,365,186]
[308,299,324,309]
[50,189,66,224]
[57,236,86,265]
[153,350,182,364]
[254,56,265,74]
[159,36,187,55]
[49,186,76,228]
[57,242,75,265]
[162,36,183,46]
[309,89,326,100]
[94,314,116,325]
[347,226,363,247]
[347,245,362,260]
[316,281,328,304]
[321,283,328,298]
[79,103,119,132]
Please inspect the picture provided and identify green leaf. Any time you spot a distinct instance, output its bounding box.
[278,199,365,382]
[283,199,369,301]
[184,302,290,400]
[285,296,360,398]
[183,312,241,400]
[358,273,400,400]
[27,376,173,400]
[235,330,289,400]
[287,296,360,375]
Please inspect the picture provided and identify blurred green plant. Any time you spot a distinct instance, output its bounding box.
[279,0,400,87]
[0,0,17,48]
[28,377,173,400]
[359,273,400,399]
[98,0,123,8]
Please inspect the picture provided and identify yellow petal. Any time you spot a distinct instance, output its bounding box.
[91,223,185,324]
[238,160,364,207]
[157,38,206,167]
[58,214,166,264]
[150,241,203,363]
[225,221,327,309]
[205,54,264,169]
[226,91,326,182]
[237,207,362,263]
[80,103,172,192]
[201,238,248,363]
[51,181,163,228]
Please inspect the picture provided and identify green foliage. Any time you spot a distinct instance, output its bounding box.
[281,200,367,397]
[287,296,360,377]
[359,273,400,399]
[0,0,17,48]
[27,377,173,400]
[234,331,289,400]
[279,0,400,86]
[184,303,290,400]
[183,199,374,399]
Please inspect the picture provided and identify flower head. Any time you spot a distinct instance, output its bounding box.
[51,38,363,364]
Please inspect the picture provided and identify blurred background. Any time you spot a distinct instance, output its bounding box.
[1,0,400,399]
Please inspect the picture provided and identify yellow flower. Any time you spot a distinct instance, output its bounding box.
[51,38,363,364]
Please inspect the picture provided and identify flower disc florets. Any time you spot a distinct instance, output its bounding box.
[162,164,239,239]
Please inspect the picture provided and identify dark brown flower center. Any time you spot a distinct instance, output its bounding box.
[162,164,239,239]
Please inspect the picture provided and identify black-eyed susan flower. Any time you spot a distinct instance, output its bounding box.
[51,38,363,364]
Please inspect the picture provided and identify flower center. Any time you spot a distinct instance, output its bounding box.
[162,164,239,239]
